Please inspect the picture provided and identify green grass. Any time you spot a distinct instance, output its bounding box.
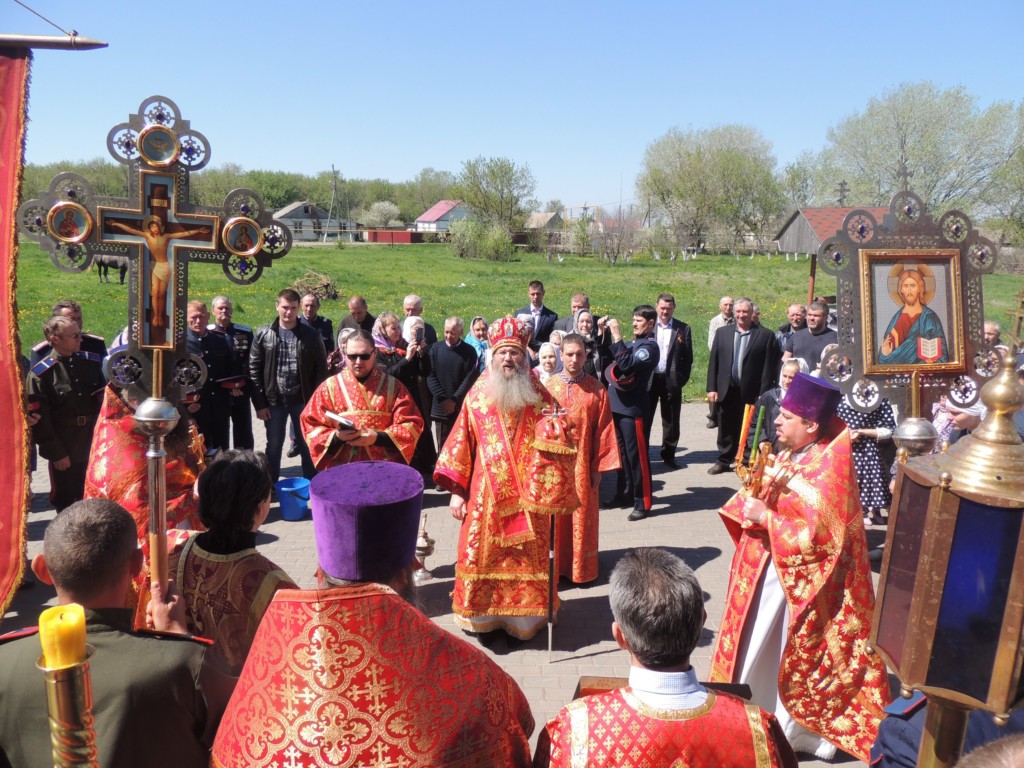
[15,241,1022,401]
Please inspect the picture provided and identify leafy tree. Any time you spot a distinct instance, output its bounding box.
[190,162,245,206]
[782,152,816,209]
[356,201,402,228]
[241,170,307,212]
[637,124,783,250]
[570,215,592,259]
[447,218,485,259]
[23,158,128,199]
[456,156,536,228]
[543,199,564,215]
[818,82,1022,215]
[395,167,456,222]
[979,106,1024,245]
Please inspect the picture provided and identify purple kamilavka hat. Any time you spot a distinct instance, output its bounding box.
[310,461,423,582]
[779,372,841,426]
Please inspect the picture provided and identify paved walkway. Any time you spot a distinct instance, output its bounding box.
[6,402,889,765]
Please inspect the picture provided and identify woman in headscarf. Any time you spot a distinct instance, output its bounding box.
[372,311,435,478]
[750,358,807,453]
[465,316,489,371]
[573,308,611,384]
[533,342,562,383]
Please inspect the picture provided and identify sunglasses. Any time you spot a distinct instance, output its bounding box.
[346,352,374,361]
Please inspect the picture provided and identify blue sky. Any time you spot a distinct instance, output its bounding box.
[11,0,1024,213]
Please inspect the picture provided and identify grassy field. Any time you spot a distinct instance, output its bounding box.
[15,240,1023,401]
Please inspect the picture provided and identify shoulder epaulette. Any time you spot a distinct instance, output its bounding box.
[32,340,50,353]
[207,325,227,335]
[82,333,105,342]
[0,626,39,644]
[883,690,926,717]
[77,351,105,364]
[136,628,215,646]
[233,324,252,333]
[31,357,57,376]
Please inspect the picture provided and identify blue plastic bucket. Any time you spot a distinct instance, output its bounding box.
[275,477,311,521]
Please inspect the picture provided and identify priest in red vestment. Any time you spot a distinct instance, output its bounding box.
[535,548,797,768]
[84,383,205,540]
[300,329,423,470]
[211,461,534,768]
[544,333,619,583]
[709,373,890,761]
[434,315,578,642]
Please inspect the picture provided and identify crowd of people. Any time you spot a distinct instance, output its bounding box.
[7,285,1018,767]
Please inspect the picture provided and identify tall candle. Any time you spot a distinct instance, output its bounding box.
[735,404,755,466]
[39,603,86,668]
[752,405,766,449]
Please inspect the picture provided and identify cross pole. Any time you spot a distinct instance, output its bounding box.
[19,95,293,588]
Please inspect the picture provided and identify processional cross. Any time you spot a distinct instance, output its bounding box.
[18,95,294,583]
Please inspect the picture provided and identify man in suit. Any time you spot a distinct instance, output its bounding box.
[706,297,780,475]
[515,280,557,351]
[552,292,590,333]
[649,293,693,468]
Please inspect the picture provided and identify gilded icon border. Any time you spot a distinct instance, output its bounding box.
[222,217,264,257]
[47,201,93,244]
[860,248,964,375]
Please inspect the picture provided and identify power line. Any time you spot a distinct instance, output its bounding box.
[12,0,75,35]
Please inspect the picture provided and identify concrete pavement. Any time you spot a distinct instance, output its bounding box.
[6,402,889,765]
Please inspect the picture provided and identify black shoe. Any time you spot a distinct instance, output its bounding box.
[628,508,648,521]
[661,455,680,468]
[286,442,300,458]
[603,494,630,508]
[705,418,717,429]
[706,463,730,475]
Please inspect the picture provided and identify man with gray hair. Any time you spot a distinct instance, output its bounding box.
[403,293,438,344]
[427,316,480,454]
[535,548,797,767]
[707,297,780,474]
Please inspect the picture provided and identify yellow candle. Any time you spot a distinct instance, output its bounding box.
[38,603,87,668]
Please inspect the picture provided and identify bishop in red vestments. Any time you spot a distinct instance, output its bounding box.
[544,333,619,583]
[434,315,578,641]
[300,330,423,470]
[211,462,534,768]
[710,374,890,762]
[536,548,797,768]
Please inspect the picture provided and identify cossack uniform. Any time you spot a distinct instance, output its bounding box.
[27,350,106,510]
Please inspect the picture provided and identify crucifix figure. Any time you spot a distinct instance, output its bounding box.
[19,95,292,403]
[17,95,294,591]
[100,175,217,346]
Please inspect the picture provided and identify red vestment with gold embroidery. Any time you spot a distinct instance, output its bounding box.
[538,687,798,768]
[300,367,423,470]
[211,584,535,768]
[545,373,619,583]
[434,372,576,637]
[709,430,890,762]
[167,532,296,673]
[84,385,204,540]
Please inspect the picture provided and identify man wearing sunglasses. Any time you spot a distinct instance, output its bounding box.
[300,330,424,470]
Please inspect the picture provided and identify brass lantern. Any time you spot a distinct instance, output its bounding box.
[871,353,1024,767]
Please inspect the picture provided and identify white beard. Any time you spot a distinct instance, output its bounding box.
[486,359,541,412]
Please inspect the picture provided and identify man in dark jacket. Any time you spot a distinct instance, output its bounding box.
[649,293,693,468]
[210,295,255,449]
[605,305,660,521]
[27,315,106,511]
[249,289,328,480]
[186,300,232,455]
[427,317,480,453]
[706,297,780,474]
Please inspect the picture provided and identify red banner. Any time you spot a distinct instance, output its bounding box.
[0,48,32,614]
